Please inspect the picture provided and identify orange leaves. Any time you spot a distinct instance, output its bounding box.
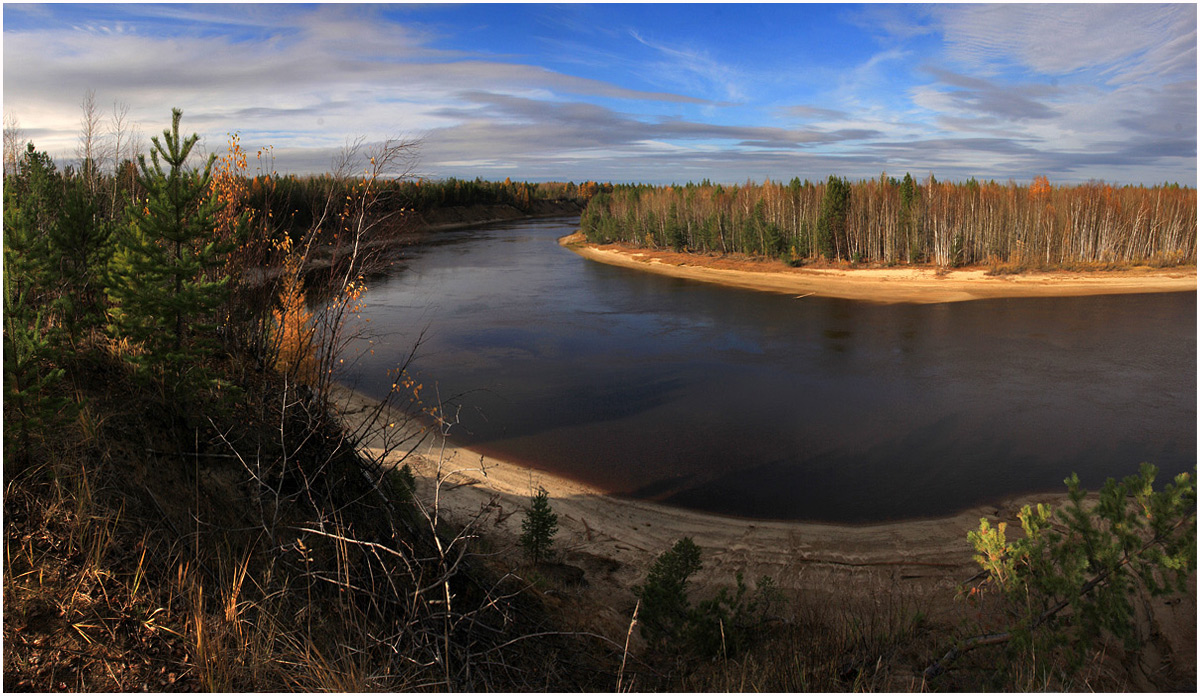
[210,133,250,252]
[579,180,601,201]
[271,236,318,384]
[272,264,318,384]
[1029,175,1052,200]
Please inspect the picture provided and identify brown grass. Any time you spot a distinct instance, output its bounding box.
[3,338,625,692]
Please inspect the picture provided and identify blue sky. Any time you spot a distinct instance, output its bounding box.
[3,3,1196,185]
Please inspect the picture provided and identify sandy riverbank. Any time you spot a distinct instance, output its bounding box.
[330,384,1194,684]
[324,229,1195,683]
[559,232,1196,304]
[332,383,980,615]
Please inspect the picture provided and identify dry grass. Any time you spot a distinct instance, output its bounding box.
[3,340,623,692]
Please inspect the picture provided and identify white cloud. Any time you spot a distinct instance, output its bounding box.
[935,4,1195,81]
[2,4,1193,186]
[3,7,707,171]
[628,29,746,103]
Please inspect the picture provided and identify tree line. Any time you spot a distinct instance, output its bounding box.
[580,174,1197,268]
[246,172,608,242]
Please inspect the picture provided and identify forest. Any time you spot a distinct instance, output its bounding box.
[2,107,1195,692]
[580,174,1197,269]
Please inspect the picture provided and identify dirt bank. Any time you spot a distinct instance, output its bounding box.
[560,233,1196,303]
[332,383,1194,686]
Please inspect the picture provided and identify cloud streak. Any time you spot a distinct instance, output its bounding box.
[2,4,1194,186]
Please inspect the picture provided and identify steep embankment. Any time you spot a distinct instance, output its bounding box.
[559,232,1197,304]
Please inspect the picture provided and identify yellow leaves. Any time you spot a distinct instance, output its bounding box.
[271,252,319,384]
[1030,175,1052,200]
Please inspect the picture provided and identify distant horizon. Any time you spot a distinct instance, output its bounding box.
[4,3,1196,187]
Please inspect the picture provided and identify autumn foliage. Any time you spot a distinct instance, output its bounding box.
[581,175,1197,268]
[271,236,318,384]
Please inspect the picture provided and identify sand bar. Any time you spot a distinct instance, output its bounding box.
[560,232,1196,304]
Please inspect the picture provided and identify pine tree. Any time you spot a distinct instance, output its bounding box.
[667,200,685,251]
[3,144,61,304]
[107,109,231,381]
[519,486,558,564]
[634,537,702,645]
[928,464,1196,679]
[3,267,74,472]
[898,173,920,262]
[51,173,114,339]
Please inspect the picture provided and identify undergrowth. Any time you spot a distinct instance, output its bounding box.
[3,337,620,691]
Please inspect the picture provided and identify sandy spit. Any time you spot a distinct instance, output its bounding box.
[559,232,1196,304]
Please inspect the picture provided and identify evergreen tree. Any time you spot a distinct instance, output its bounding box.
[3,268,74,472]
[898,172,921,262]
[3,144,61,304]
[519,486,558,564]
[667,200,685,251]
[633,537,780,657]
[929,464,1196,679]
[51,173,114,339]
[817,175,851,259]
[107,109,231,380]
[634,537,702,646]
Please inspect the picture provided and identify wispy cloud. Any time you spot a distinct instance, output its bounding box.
[783,105,850,122]
[628,29,745,103]
[3,5,708,165]
[916,67,1060,122]
[934,3,1195,82]
[2,4,1194,185]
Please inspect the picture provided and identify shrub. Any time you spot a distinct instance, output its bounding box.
[635,537,702,646]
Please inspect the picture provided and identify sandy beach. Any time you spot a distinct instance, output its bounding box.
[331,384,1195,682]
[334,383,988,602]
[559,232,1197,304]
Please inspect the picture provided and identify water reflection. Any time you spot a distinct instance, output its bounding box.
[342,218,1197,523]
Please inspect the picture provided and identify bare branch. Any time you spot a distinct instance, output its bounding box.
[3,111,23,177]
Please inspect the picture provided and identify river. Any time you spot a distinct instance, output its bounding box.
[340,216,1196,523]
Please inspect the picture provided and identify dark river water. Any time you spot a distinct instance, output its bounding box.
[340,217,1196,523]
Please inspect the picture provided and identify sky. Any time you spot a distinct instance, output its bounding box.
[3,2,1196,186]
